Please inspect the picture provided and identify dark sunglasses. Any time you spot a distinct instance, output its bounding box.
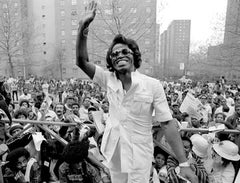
[110,48,133,59]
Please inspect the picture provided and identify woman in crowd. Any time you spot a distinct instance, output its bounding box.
[210,140,240,183]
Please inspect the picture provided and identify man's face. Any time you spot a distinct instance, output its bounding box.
[183,140,191,158]
[17,156,28,172]
[83,98,91,108]
[215,114,224,122]
[23,89,28,95]
[110,44,134,73]
[235,106,240,115]
[200,96,207,104]
[72,104,79,114]
[55,104,64,116]
[191,117,200,128]
[155,153,166,169]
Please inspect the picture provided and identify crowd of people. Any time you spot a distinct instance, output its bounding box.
[0,76,239,183]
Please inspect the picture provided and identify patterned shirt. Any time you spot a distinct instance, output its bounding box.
[59,160,102,183]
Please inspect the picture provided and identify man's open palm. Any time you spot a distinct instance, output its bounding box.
[80,1,97,29]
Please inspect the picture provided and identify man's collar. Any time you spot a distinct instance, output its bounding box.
[108,70,143,92]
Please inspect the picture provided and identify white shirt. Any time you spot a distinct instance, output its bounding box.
[93,66,172,172]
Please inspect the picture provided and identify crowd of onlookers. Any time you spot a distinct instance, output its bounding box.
[0,76,240,183]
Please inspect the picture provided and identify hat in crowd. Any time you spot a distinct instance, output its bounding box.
[213,140,240,161]
[9,123,23,136]
[190,134,209,158]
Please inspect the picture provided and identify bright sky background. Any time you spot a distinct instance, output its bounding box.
[157,0,228,46]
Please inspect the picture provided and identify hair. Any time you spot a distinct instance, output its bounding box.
[6,147,30,171]
[9,103,15,110]
[222,157,231,167]
[19,99,30,108]
[106,34,142,72]
[61,140,89,164]
[13,108,28,119]
[215,112,226,120]
[182,136,193,148]
[154,146,168,161]
[71,102,80,108]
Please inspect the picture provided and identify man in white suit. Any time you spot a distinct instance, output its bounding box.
[76,1,198,183]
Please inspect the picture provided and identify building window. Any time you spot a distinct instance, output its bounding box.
[146,18,151,23]
[60,0,65,6]
[146,7,151,13]
[130,8,137,13]
[61,30,65,36]
[42,14,46,18]
[42,5,45,9]
[104,9,112,15]
[145,39,150,45]
[43,51,47,54]
[61,39,66,45]
[61,20,65,26]
[131,17,137,24]
[72,19,78,26]
[72,29,77,36]
[62,68,66,74]
[43,42,46,45]
[71,10,77,16]
[2,4,7,9]
[60,10,65,16]
[72,0,77,5]
[72,40,76,46]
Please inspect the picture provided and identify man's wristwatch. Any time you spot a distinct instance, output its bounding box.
[179,161,190,167]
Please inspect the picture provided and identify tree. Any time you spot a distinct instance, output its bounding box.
[55,46,66,80]
[0,0,35,77]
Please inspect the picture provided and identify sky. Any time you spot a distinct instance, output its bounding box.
[157,0,228,45]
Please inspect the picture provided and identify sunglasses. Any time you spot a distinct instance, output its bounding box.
[110,48,133,59]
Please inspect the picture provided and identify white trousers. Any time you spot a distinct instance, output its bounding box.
[108,141,151,183]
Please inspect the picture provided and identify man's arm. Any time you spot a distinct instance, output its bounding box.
[161,119,186,163]
[76,1,97,79]
[161,119,198,183]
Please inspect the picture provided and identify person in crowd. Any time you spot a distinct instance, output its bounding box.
[4,147,41,183]
[54,103,66,121]
[19,99,30,110]
[79,97,91,122]
[19,88,31,103]
[199,94,212,126]
[210,140,240,183]
[14,108,28,120]
[167,136,209,183]
[72,102,80,117]
[59,140,102,183]
[214,98,234,119]
[11,81,18,102]
[225,91,235,107]
[8,103,15,118]
[42,80,49,96]
[225,103,240,129]
[76,1,197,182]
[150,146,168,183]
[8,123,24,137]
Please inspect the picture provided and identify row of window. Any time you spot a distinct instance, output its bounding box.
[60,0,77,6]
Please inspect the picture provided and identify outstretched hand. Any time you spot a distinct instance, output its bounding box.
[79,1,97,33]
